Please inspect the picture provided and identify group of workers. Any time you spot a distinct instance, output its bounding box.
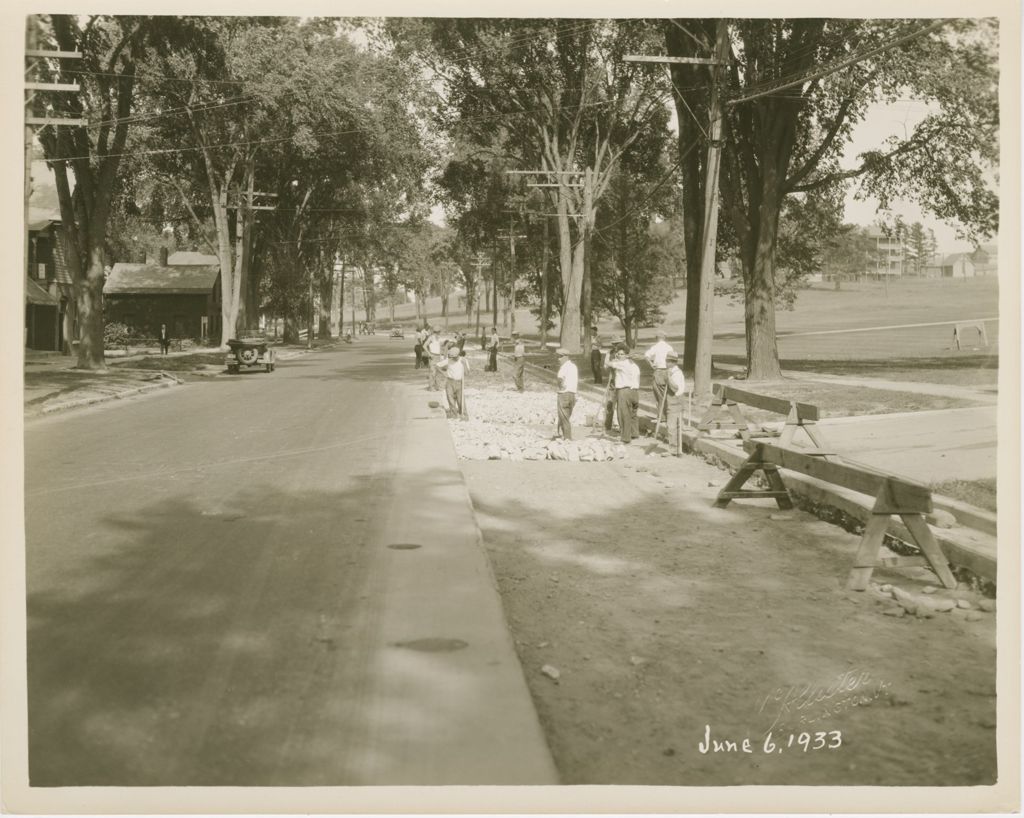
[418,321,687,450]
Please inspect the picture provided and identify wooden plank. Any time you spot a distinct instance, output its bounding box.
[847,513,891,590]
[742,442,932,512]
[623,55,720,64]
[720,385,820,420]
[25,81,80,91]
[26,49,82,58]
[764,467,794,510]
[25,116,86,126]
[901,514,958,589]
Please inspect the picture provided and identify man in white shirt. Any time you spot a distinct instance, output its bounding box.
[664,351,687,453]
[512,331,526,391]
[426,328,443,390]
[555,347,578,440]
[438,347,470,418]
[644,330,676,422]
[604,345,641,443]
[486,327,500,372]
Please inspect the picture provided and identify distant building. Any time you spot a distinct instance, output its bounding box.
[25,159,76,352]
[105,251,222,341]
[971,242,998,276]
[923,253,977,279]
[866,226,905,277]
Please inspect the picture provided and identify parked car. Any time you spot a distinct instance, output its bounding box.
[390,326,405,339]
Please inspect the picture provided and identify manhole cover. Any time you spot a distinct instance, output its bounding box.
[387,543,422,550]
[393,638,468,653]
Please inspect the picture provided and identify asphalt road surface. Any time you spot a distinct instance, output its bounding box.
[24,339,555,786]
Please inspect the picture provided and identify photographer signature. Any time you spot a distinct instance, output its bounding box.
[757,668,892,733]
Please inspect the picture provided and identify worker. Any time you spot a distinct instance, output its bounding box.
[555,347,578,440]
[605,345,640,443]
[512,331,526,391]
[665,351,687,454]
[589,325,603,383]
[438,347,469,419]
[644,329,676,422]
[486,326,500,372]
[426,327,443,390]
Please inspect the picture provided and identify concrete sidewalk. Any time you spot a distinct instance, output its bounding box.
[344,382,558,784]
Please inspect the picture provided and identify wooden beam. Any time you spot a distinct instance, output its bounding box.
[25,81,80,92]
[623,55,719,65]
[742,441,932,513]
[26,49,82,58]
[718,383,820,420]
[25,116,86,126]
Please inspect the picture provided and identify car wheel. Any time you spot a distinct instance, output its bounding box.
[239,347,259,365]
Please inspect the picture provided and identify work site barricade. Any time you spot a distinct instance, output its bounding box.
[697,383,827,448]
[714,440,956,592]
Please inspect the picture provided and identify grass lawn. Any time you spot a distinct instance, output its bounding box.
[932,478,998,512]
[109,350,227,372]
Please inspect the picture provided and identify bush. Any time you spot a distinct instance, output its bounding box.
[103,322,135,347]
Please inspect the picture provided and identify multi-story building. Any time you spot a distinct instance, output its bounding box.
[866,225,905,277]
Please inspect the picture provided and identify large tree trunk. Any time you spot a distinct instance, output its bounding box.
[76,247,107,369]
[318,254,333,338]
[742,196,783,381]
[560,239,584,352]
[539,216,551,345]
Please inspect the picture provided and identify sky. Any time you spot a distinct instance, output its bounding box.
[841,100,981,254]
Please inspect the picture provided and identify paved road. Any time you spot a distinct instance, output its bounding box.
[24,339,555,786]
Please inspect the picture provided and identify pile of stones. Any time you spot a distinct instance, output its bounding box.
[446,388,626,462]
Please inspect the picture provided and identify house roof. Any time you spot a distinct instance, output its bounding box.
[105,263,219,294]
[26,277,59,306]
[940,253,975,266]
[167,250,219,266]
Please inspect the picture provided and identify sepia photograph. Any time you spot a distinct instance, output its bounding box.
[2,0,1019,813]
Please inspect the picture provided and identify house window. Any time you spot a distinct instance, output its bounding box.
[37,263,47,280]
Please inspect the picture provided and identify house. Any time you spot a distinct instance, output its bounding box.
[923,253,977,279]
[25,159,77,352]
[866,226,905,277]
[105,249,222,341]
[971,242,998,276]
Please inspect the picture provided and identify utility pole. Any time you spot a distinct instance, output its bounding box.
[25,22,83,352]
[693,20,730,398]
[496,216,527,334]
[624,21,729,397]
[474,252,487,339]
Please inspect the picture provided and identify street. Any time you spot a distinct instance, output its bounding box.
[24,340,554,786]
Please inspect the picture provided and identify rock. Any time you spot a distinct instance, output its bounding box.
[965,611,985,622]
[921,586,938,594]
[978,598,995,612]
[914,608,935,619]
[707,480,721,488]
[956,599,973,609]
[925,597,957,612]
[540,664,561,681]
[882,606,906,618]
[880,584,893,593]
[926,509,957,529]
[892,586,955,613]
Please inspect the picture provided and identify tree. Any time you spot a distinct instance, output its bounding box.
[820,224,876,286]
[34,14,209,369]
[666,18,998,379]
[389,18,669,353]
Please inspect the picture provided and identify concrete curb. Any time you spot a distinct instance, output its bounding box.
[500,351,996,583]
[37,376,181,416]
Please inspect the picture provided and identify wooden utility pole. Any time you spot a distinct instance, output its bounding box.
[624,21,729,397]
[693,20,730,398]
[25,23,82,352]
[497,216,527,334]
[474,252,487,339]
[580,168,594,356]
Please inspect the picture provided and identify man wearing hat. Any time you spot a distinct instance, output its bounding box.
[438,346,470,419]
[486,326,500,372]
[555,347,578,440]
[664,351,687,453]
[426,327,443,390]
[644,329,676,423]
[512,331,526,391]
[604,344,641,443]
